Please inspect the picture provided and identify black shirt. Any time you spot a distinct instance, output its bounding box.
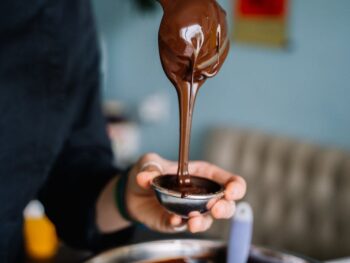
[0,1,133,261]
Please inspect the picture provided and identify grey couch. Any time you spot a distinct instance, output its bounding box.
[204,127,350,260]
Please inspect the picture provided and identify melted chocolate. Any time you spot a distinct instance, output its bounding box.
[142,248,226,263]
[154,174,222,197]
[158,0,229,188]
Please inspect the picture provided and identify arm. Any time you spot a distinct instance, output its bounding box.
[38,77,134,251]
[96,176,130,233]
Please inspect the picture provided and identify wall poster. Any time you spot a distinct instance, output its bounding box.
[233,0,289,48]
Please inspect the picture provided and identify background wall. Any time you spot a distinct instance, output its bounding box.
[92,0,350,161]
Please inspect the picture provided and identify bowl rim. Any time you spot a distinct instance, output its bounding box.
[85,239,318,263]
[86,239,225,263]
[151,174,225,200]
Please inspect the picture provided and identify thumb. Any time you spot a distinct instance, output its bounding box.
[136,170,162,190]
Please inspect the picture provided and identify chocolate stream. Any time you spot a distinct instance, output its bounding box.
[158,0,230,190]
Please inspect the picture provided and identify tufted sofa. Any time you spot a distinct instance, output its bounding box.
[203,127,350,260]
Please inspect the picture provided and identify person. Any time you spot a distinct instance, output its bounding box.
[0,0,246,262]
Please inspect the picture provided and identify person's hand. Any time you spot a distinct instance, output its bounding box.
[125,153,246,233]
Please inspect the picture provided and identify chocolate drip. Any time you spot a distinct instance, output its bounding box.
[158,0,229,190]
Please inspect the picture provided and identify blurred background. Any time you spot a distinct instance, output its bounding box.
[87,0,350,260]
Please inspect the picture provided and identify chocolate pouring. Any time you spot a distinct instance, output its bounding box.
[151,0,229,217]
[158,0,229,187]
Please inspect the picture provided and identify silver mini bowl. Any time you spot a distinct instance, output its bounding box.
[151,174,224,218]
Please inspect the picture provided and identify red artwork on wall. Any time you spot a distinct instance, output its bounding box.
[238,0,286,16]
[233,0,289,47]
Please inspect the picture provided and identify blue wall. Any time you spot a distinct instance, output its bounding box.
[92,0,350,160]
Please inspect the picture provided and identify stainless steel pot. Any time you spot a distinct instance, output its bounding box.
[85,239,318,263]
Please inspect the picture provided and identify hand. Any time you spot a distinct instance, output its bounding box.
[125,153,246,233]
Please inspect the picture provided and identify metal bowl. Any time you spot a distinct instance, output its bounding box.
[85,239,318,263]
[151,175,224,218]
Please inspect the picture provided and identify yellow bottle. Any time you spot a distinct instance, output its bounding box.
[23,200,58,260]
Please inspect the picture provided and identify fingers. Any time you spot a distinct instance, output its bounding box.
[158,213,187,233]
[139,152,163,164]
[211,199,236,219]
[133,200,183,233]
[139,152,176,172]
[225,176,246,201]
[160,213,214,233]
[189,161,239,184]
[170,212,214,233]
[135,153,179,191]
[188,214,213,233]
[169,215,188,232]
[140,161,164,174]
[136,171,161,190]
[188,161,246,201]
[135,153,168,191]
[169,214,183,227]
[188,161,227,183]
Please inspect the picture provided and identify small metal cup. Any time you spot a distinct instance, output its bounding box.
[151,174,224,218]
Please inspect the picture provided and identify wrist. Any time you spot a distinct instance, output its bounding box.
[96,175,130,233]
[114,167,138,224]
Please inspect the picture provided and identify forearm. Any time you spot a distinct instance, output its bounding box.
[96,176,131,233]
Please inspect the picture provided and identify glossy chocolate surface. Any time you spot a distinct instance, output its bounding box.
[153,174,222,197]
[158,0,229,188]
